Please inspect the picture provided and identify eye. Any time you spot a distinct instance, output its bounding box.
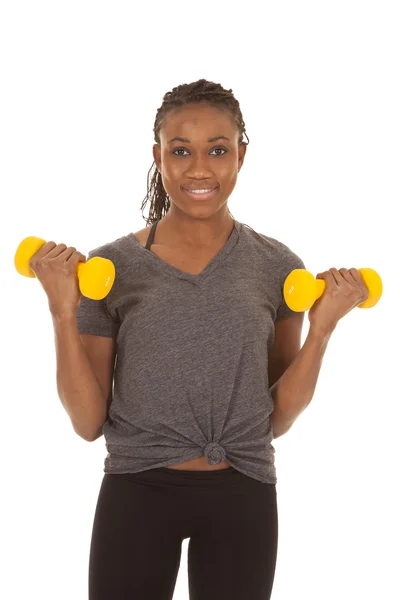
[172,147,228,157]
[211,148,228,156]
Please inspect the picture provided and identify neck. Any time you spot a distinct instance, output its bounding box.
[158,210,235,247]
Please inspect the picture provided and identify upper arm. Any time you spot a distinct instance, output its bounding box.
[80,333,117,418]
[268,312,305,388]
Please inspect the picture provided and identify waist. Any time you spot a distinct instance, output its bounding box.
[166,455,231,471]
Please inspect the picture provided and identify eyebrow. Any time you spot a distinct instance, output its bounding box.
[167,135,230,144]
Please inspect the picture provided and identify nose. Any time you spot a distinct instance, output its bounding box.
[184,155,215,179]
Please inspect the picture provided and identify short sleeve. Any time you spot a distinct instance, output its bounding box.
[276,250,307,322]
[75,249,119,338]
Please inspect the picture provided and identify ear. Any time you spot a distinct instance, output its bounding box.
[153,144,161,171]
[238,143,247,171]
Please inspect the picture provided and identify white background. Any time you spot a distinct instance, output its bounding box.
[1,1,399,598]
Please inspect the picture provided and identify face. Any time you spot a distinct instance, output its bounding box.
[152,102,247,217]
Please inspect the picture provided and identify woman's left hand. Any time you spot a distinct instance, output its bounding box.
[308,268,369,336]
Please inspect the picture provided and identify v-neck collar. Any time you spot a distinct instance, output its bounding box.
[127,219,241,285]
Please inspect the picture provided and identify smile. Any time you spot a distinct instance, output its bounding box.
[182,186,219,200]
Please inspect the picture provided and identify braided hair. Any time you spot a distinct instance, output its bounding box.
[140,78,268,246]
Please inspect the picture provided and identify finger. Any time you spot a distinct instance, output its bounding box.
[339,267,367,294]
[51,246,83,263]
[49,246,79,264]
[338,267,355,285]
[348,267,362,283]
[66,250,86,264]
[328,268,342,286]
[46,243,68,259]
[30,241,57,263]
[348,268,369,301]
[338,267,368,302]
[316,270,339,290]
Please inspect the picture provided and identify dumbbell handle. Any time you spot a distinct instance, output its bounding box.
[14,236,115,300]
[313,278,331,303]
[284,268,383,312]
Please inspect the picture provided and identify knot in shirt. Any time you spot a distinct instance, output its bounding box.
[203,442,226,465]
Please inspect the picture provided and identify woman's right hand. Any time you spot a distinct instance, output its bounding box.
[29,241,87,317]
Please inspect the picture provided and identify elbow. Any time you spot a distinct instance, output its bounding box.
[89,430,103,442]
[271,425,289,440]
[81,429,103,442]
[74,428,95,442]
[272,426,291,440]
[270,408,293,440]
[72,422,102,443]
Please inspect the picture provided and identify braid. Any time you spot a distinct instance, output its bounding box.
[140,78,267,246]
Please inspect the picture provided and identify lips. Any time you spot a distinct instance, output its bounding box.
[182,185,219,191]
[182,185,219,201]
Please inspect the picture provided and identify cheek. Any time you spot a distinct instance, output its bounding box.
[162,162,184,183]
[220,157,239,180]
[224,169,238,188]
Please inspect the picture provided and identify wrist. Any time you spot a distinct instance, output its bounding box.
[308,325,335,344]
[50,306,77,322]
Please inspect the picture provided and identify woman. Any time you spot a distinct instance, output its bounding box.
[30,79,369,600]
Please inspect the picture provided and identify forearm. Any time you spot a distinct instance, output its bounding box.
[270,328,333,439]
[52,313,107,441]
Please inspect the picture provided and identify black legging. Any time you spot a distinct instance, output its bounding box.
[89,466,278,599]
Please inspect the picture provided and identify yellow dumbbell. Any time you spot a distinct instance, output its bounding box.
[14,236,116,300]
[284,268,382,312]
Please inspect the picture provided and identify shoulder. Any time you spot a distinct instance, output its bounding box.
[132,225,152,247]
[86,232,135,260]
[258,232,295,255]
[243,225,304,263]
[269,235,306,272]
[245,227,306,273]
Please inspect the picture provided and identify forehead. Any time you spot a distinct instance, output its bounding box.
[160,103,236,141]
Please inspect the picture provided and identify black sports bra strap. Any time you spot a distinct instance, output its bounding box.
[145,220,159,250]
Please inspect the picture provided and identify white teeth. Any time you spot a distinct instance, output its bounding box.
[186,188,215,194]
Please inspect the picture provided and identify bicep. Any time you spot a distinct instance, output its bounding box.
[268,312,305,388]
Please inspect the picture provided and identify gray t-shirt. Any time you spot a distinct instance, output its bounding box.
[76,219,305,483]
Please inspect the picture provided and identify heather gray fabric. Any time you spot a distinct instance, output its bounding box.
[76,219,305,483]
